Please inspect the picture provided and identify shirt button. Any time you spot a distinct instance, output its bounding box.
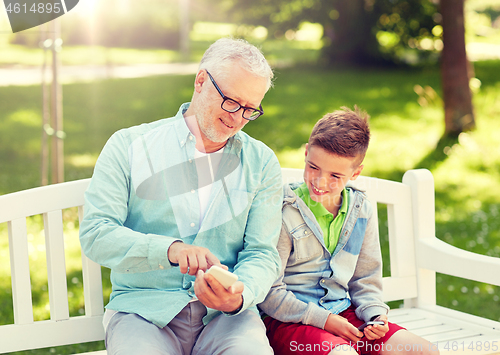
[320,279,325,284]
[189,159,192,163]
[191,189,195,193]
[159,264,164,270]
[304,230,308,235]
[190,222,195,227]
[189,136,193,140]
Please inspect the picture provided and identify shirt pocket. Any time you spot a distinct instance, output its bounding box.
[290,223,324,261]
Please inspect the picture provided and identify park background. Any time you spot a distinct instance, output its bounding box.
[1,0,500,353]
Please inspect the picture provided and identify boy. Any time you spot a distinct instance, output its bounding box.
[259,107,438,355]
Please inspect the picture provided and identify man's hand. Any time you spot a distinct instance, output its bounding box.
[324,314,363,343]
[362,315,389,340]
[167,241,222,275]
[194,269,244,313]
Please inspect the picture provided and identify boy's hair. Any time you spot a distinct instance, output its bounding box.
[308,106,370,165]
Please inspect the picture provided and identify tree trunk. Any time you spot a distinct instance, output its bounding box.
[322,0,385,66]
[440,0,475,136]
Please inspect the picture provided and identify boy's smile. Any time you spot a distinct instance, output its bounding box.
[304,144,364,214]
[310,183,329,196]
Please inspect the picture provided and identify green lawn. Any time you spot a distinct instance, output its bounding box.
[1,61,500,354]
[0,38,321,68]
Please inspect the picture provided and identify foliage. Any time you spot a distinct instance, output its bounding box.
[216,0,441,66]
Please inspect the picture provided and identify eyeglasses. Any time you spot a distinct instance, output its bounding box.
[205,70,264,121]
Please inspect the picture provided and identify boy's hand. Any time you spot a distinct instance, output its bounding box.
[168,241,222,275]
[194,269,244,313]
[324,314,363,343]
[362,315,389,340]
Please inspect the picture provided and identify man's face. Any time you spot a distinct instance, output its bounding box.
[193,63,267,145]
[303,144,363,211]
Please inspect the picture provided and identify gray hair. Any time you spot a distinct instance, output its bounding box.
[198,37,274,91]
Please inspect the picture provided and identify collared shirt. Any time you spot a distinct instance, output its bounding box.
[80,103,282,328]
[294,183,349,254]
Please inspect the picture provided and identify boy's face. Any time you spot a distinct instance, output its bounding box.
[304,144,363,211]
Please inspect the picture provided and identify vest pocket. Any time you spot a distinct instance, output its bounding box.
[290,223,324,261]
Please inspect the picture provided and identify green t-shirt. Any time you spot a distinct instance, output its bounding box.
[294,183,349,254]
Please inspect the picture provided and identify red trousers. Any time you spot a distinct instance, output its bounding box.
[264,306,405,355]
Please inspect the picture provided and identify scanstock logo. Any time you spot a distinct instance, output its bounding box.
[3,0,79,33]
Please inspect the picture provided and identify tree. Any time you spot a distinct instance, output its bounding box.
[220,0,440,66]
[440,0,475,135]
[219,0,475,136]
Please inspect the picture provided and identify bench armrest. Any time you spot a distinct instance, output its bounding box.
[416,237,500,286]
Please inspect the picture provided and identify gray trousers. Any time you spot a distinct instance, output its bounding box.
[105,301,273,355]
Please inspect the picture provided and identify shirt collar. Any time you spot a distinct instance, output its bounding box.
[176,103,193,148]
[295,183,348,218]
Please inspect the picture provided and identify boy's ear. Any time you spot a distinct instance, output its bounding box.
[350,164,364,181]
[304,143,309,157]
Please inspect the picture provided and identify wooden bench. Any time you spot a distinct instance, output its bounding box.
[1,168,500,354]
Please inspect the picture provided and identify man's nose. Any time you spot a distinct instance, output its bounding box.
[229,109,245,123]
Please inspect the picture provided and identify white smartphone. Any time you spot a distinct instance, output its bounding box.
[205,265,238,289]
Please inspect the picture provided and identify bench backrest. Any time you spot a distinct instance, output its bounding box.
[0,178,103,353]
[0,168,431,353]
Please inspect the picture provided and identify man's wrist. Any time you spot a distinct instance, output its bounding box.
[223,296,244,315]
[167,241,183,266]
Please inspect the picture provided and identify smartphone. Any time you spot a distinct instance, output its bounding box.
[358,320,385,331]
[205,265,238,289]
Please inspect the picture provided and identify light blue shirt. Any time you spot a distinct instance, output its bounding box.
[80,103,283,327]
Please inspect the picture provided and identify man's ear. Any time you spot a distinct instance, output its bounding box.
[194,70,207,93]
[350,164,364,181]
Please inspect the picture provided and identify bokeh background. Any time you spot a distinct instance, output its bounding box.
[1,0,500,353]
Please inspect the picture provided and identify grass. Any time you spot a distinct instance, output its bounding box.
[0,43,182,67]
[0,39,321,68]
[1,60,500,354]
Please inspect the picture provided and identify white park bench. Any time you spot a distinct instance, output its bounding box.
[1,168,500,354]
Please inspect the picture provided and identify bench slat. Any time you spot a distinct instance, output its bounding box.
[44,210,70,321]
[0,316,105,353]
[0,179,90,223]
[389,308,500,354]
[403,169,438,308]
[401,318,446,330]
[280,168,303,184]
[382,276,418,302]
[81,253,104,317]
[79,206,105,317]
[8,217,34,325]
[412,324,463,337]
[425,329,484,343]
[387,199,416,279]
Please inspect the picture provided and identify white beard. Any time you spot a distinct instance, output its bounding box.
[195,96,234,144]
